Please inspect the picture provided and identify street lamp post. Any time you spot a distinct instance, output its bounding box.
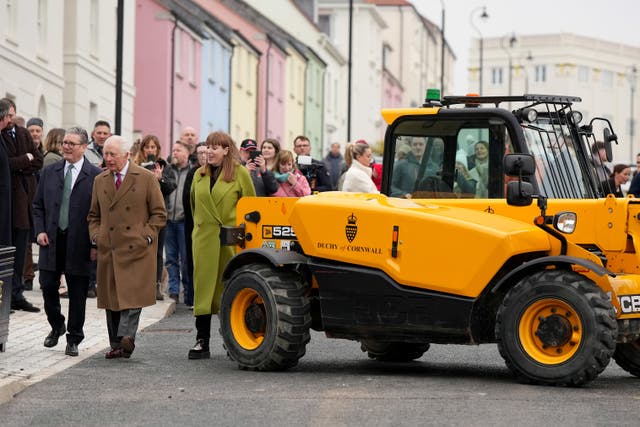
[440,0,445,95]
[628,65,638,162]
[469,6,489,94]
[501,33,517,109]
[522,51,533,93]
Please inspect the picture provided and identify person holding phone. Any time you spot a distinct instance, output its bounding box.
[239,138,277,196]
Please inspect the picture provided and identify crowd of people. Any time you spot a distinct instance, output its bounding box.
[3,95,638,362]
[0,99,385,361]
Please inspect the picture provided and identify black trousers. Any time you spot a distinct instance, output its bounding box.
[40,229,89,344]
[156,226,166,282]
[11,228,29,301]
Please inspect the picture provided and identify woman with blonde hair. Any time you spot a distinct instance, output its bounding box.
[271,149,311,197]
[42,128,66,167]
[341,140,379,194]
[188,131,255,359]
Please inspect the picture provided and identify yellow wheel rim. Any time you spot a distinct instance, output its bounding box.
[518,298,582,365]
[230,288,265,350]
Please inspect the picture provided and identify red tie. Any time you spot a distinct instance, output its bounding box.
[115,173,122,190]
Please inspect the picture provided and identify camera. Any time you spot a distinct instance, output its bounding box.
[141,155,166,171]
[297,155,319,189]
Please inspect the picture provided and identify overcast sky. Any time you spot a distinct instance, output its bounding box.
[411,0,640,93]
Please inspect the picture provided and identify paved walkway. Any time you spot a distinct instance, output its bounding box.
[0,284,175,404]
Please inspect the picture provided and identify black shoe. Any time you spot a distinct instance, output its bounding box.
[23,279,33,291]
[169,294,179,303]
[44,325,66,347]
[11,298,41,312]
[65,342,79,356]
[87,287,97,298]
[188,339,210,359]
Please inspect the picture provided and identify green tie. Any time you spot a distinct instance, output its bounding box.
[59,164,74,231]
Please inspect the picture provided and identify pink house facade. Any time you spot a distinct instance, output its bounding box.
[134,0,202,155]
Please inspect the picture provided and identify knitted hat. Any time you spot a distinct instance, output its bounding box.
[26,117,43,129]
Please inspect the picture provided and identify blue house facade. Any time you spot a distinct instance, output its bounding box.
[200,23,233,138]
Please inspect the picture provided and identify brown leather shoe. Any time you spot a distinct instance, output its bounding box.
[121,336,135,354]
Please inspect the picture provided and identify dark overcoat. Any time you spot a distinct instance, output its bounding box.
[0,135,11,245]
[32,158,102,275]
[88,162,167,311]
[4,125,43,230]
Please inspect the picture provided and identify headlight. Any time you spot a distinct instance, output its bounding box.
[569,110,583,125]
[517,107,538,123]
[554,211,577,234]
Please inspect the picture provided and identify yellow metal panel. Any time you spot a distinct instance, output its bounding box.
[287,193,551,298]
[381,107,439,125]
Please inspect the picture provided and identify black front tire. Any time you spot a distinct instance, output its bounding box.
[360,340,430,362]
[219,263,311,371]
[495,270,617,386]
[613,340,640,377]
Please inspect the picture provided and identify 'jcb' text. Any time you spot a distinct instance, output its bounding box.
[618,295,640,313]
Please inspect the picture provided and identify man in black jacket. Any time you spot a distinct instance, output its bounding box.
[293,135,331,192]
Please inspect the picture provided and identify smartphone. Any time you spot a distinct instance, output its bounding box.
[248,150,261,161]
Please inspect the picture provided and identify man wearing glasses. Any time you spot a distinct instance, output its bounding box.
[292,135,331,192]
[33,127,102,356]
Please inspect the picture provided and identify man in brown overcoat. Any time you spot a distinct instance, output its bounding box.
[88,135,167,359]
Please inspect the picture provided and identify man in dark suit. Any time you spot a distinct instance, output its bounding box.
[2,98,42,312]
[0,99,13,246]
[32,127,102,356]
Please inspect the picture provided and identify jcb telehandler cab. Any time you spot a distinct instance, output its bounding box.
[217,92,640,386]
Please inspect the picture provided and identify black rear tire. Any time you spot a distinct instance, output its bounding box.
[495,270,617,386]
[360,340,430,362]
[613,340,640,377]
[219,263,311,371]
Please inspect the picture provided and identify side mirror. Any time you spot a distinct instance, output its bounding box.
[503,154,536,177]
[603,128,616,162]
[506,181,534,206]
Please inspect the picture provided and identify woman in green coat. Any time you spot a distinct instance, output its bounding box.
[188,131,256,359]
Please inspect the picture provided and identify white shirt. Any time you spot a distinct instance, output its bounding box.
[342,160,379,194]
[114,160,130,184]
[64,157,85,189]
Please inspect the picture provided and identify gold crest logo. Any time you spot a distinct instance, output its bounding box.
[345,213,357,242]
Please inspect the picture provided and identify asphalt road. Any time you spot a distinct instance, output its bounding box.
[1,305,638,427]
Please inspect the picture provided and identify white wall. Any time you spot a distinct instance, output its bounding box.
[63,0,135,138]
[0,0,65,128]
[472,33,640,163]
